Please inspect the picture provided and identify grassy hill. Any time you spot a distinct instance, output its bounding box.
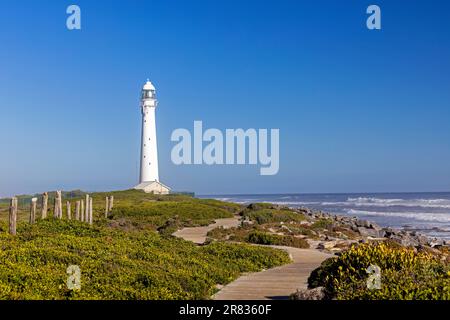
[0,190,290,299]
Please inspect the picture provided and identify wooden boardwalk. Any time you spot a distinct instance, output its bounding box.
[173,216,333,300]
[213,246,332,300]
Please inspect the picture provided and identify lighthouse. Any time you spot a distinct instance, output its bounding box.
[134,79,171,194]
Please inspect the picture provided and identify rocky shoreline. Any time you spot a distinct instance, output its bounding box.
[291,205,449,255]
[224,202,450,256]
[208,202,450,300]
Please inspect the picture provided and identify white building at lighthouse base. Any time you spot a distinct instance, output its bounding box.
[134,181,171,195]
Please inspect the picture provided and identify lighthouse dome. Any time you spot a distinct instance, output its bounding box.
[143,79,155,91]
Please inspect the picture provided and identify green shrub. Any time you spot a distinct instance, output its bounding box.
[310,218,333,230]
[247,231,309,249]
[109,201,233,231]
[244,209,306,225]
[308,242,450,300]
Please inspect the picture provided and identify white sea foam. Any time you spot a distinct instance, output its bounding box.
[346,197,450,209]
[261,201,321,206]
[215,198,231,201]
[214,196,450,210]
[214,197,251,204]
[347,209,450,223]
[260,198,450,209]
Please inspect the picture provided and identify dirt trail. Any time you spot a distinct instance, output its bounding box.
[172,216,240,244]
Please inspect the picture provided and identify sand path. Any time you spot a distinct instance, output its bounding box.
[172,216,240,244]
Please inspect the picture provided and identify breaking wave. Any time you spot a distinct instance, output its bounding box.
[346,197,450,209]
[250,198,450,209]
[347,209,450,223]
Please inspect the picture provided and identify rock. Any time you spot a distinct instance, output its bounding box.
[370,222,382,231]
[356,219,371,228]
[281,225,293,233]
[417,245,442,256]
[246,203,280,210]
[291,287,327,300]
[317,241,337,250]
[429,239,444,248]
[390,234,419,247]
[357,227,381,238]
[417,235,429,245]
[294,208,310,215]
[383,228,398,237]
[377,230,387,238]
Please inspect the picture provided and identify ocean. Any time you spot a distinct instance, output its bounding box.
[199,192,450,240]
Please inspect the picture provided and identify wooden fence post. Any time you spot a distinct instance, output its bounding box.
[30,197,37,224]
[105,196,109,218]
[80,200,85,222]
[9,197,18,235]
[89,197,93,225]
[54,191,62,219]
[75,201,80,221]
[58,191,63,219]
[53,194,58,218]
[67,201,71,220]
[85,195,90,224]
[41,192,48,219]
[109,196,114,212]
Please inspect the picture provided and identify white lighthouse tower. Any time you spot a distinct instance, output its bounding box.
[134,79,171,194]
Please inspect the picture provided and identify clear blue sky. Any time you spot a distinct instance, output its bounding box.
[1,0,450,196]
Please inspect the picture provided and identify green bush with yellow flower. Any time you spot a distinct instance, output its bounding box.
[308,242,450,300]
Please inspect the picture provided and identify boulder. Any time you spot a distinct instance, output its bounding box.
[390,234,419,247]
[356,219,371,228]
[429,239,444,248]
[291,287,327,300]
[417,235,429,245]
[370,222,382,231]
[357,227,381,238]
[317,241,337,250]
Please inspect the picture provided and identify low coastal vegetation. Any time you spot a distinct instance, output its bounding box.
[0,190,289,299]
[305,242,450,300]
[246,231,309,248]
[207,226,310,249]
[1,191,449,300]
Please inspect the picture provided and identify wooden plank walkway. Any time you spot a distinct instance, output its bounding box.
[172,216,333,300]
[213,246,332,300]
